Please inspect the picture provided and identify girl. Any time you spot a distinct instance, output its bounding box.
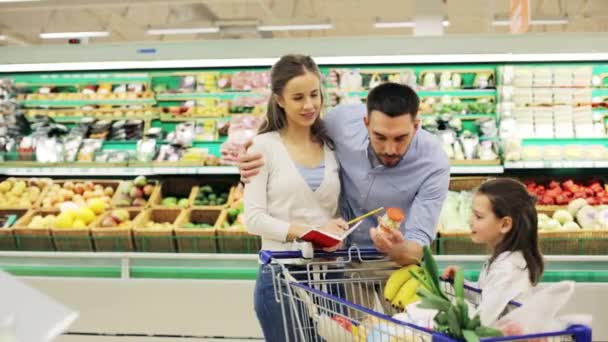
[244,54,347,341]
[442,178,545,327]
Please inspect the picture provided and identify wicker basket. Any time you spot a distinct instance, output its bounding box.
[12,210,57,251]
[437,230,487,255]
[539,229,608,255]
[148,180,192,209]
[174,209,222,253]
[91,209,143,252]
[133,208,182,252]
[449,176,491,192]
[0,209,28,250]
[189,184,236,210]
[111,180,160,210]
[215,210,261,254]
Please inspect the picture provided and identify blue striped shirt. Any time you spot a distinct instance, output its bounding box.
[296,162,325,192]
[324,104,450,248]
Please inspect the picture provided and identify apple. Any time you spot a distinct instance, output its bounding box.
[134,176,147,187]
[101,216,118,228]
[84,181,95,192]
[130,186,144,199]
[143,184,154,197]
[132,198,147,206]
[74,183,85,195]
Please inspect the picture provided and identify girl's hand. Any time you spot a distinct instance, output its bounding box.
[441,265,460,280]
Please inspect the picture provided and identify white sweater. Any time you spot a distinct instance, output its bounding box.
[244,132,341,253]
[475,251,534,326]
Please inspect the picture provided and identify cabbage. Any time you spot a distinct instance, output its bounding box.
[576,205,597,230]
[540,218,561,231]
[568,198,588,216]
[595,207,608,229]
[552,210,574,225]
[538,213,550,223]
[562,221,581,230]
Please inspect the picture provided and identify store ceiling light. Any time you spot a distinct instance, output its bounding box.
[492,18,569,26]
[374,21,416,28]
[374,19,451,28]
[257,24,333,31]
[40,31,110,39]
[0,35,6,40]
[146,27,220,35]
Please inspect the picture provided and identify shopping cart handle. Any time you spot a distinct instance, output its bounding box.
[259,248,382,265]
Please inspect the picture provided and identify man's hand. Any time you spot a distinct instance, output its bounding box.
[237,140,264,183]
[370,227,422,266]
[370,227,405,254]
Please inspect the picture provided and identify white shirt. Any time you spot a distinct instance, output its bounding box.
[474,251,534,326]
[244,132,341,254]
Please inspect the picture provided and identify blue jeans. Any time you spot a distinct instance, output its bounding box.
[254,264,346,342]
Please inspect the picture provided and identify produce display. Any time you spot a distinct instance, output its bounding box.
[193,185,230,206]
[539,202,608,231]
[0,177,50,208]
[99,209,132,228]
[525,179,608,206]
[40,181,113,209]
[182,222,214,229]
[113,176,155,207]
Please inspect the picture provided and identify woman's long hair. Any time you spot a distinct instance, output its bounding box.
[258,54,333,149]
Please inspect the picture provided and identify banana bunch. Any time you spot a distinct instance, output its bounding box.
[383,264,425,310]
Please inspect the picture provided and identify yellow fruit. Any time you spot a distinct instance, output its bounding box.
[72,219,87,229]
[384,265,420,302]
[55,213,74,229]
[87,198,107,215]
[391,278,421,309]
[0,181,11,192]
[77,207,96,225]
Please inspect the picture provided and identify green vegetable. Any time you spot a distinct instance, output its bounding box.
[415,246,503,341]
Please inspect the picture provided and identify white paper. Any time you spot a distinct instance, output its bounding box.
[0,270,78,342]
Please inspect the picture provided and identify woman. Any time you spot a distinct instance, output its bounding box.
[244,54,347,341]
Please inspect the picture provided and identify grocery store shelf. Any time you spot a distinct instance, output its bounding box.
[421,113,496,120]
[21,98,156,108]
[0,251,606,281]
[504,161,608,169]
[450,165,504,174]
[13,73,150,86]
[156,92,268,101]
[0,166,240,176]
[327,88,496,98]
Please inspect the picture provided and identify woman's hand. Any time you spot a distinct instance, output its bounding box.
[319,218,348,236]
[441,265,461,280]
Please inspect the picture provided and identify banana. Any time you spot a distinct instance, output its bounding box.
[391,278,420,309]
[383,265,420,302]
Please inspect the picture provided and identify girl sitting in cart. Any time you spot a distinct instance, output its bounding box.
[379,178,544,328]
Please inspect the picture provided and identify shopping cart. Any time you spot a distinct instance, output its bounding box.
[259,247,592,342]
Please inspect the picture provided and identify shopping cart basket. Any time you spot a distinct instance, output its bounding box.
[259,247,592,342]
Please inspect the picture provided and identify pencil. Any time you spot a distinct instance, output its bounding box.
[347,207,385,225]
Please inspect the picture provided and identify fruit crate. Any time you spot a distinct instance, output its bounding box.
[0,209,28,250]
[39,180,120,210]
[189,183,235,210]
[148,180,192,209]
[51,221,96,252]
[0,177,52,210]
[215,210,261,254]
[92,209,142,252]
[539,230,608,255]
[132,208,182,253]
[449,176,491,192]
[174,209,222,253]
[111,179,159,210]
[437,230,486,255]
[12,210,57,251]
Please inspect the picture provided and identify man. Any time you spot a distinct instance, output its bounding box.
[239,82,450,265]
